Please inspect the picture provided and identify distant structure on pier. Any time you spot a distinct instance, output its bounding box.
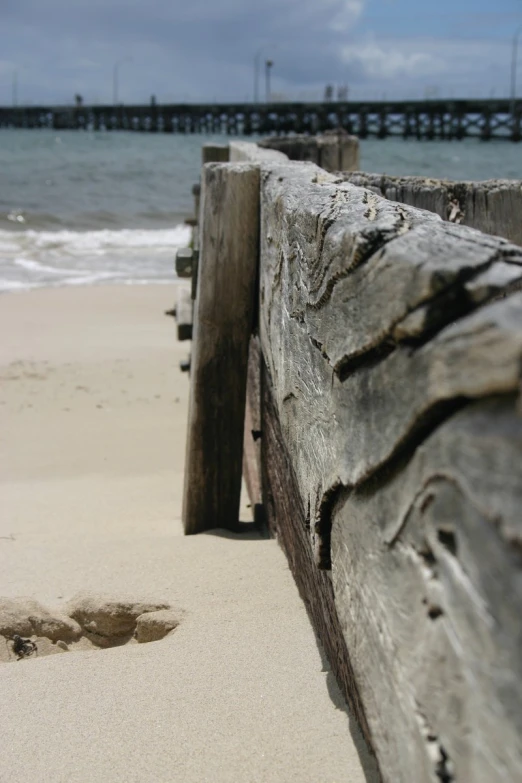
[0,99,520,140]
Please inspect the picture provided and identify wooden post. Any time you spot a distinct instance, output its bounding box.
[242,336,263,526]
[182,162,260,535]
[202,143,230,164]
[191,183,201,225]
[176,286,193,341]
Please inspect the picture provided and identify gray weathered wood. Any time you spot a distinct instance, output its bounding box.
[229,140,287,164]
[259,162,522,373]
[176,284,192,341]
[182,162,260,535]
[175,247,194,278]
[257,342,377,761]
[242,337,262,513]
[318,131,359,172]
[258,162,522,524]
[192,182,201,228]
[252,158,522,781]
[198,144,522,779]
[259,131,360,172]
[202,143,230,164]
[343,172,522,246]
[332,397,522,783]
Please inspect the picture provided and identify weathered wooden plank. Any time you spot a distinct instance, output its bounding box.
[331,397,522,783]
[343,172,522,246]
[200,147,522,780]
[229,140,287,164]
[258,163,522,545]
[259,346,379,771]
[261,289,522,567]
[175,284,192,341]
[191,182,201,234]
[259,162,522,373]
[182,162,260,534]
[253,158,522,781]
[175,247,194,278]
[242,336,263,513]
[259,130,360,172]
[319,130,360,173]
[202,143,230,163]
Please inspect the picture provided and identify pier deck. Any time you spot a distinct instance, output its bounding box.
[1,99,521,140]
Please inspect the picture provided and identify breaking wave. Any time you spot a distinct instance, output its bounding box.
[0,224,191,292]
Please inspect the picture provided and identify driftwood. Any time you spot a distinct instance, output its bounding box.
[182,162,259,534]
[254,158,522,781]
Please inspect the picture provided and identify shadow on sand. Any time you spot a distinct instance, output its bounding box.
[202,519,269,540]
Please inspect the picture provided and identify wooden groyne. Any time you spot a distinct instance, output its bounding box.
[1,98,522,140]
[343,172,522,246]
[179,138,522,782]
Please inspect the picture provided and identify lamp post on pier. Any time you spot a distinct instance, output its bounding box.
[254,49,263,103]
[511,27,522,103]
[510,25,522,138]
[265,59,273,103]
[113,57,132,106]
[254,45,277,103]
[12,70,18,107]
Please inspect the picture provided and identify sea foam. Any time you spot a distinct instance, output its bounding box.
[0,224,191,292]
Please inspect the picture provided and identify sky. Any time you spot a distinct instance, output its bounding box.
[1,0,522,105]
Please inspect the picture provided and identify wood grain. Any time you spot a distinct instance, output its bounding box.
[332,397,522,783]
[195,147,522,780]
[182,162,260,534]
[259,131,360,172]
[202,143,230,164]
[260,346,377,762]
[253,158,522,781]
[343,172,522,246]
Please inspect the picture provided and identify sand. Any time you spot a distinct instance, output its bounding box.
[0,285,378,782]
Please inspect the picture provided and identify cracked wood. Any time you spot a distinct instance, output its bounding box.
[182,162,259,534]
[255,158,522,783]
[332,397,522,783]
[342,172,522,246]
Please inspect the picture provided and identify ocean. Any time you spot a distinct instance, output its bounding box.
[1,129,521,293]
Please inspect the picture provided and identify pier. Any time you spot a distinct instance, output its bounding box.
[1,98,521,140]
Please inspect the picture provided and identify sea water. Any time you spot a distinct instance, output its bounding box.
[1,129,521,292]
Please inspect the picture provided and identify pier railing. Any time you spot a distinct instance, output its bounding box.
[181,140,522,782]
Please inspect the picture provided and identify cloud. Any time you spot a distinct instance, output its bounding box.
[329,0,365,32]
[341,39,441,79]
[0,60,16,78]
[0,0,368,103]
[339,35,514,98]
[70,59,103,71]
[0,1,516,104]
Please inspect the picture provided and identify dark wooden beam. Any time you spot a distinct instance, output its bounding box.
[259,348,377,762]
[182,162,260,534]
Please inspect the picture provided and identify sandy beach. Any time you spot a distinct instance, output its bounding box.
[0,285,377,782]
